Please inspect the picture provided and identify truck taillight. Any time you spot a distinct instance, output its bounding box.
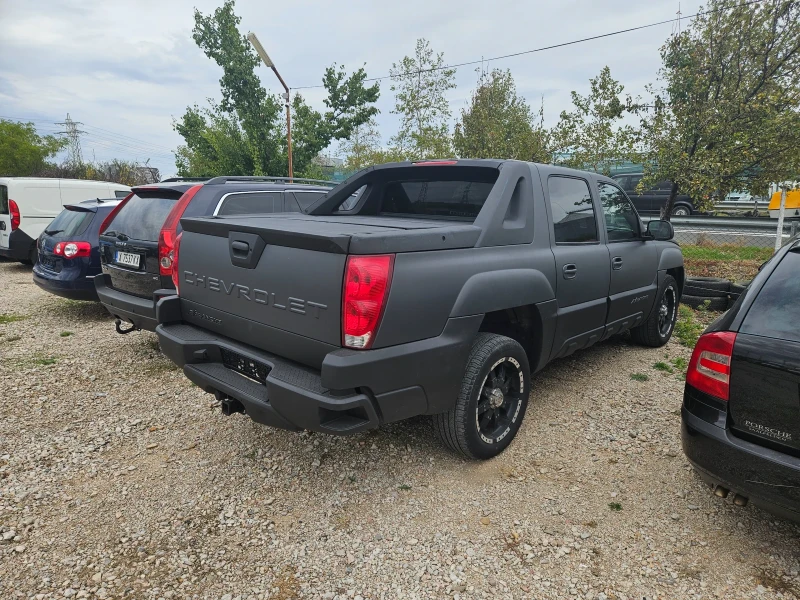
[99,192,133,234]
[9,199,20,231]
[171,232,183,294]
[342,254,394,349]
[53,241,91,258]
[686,331,737,401]
[159,185,202,277]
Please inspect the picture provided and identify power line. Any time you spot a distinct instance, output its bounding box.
[291,0,763,90]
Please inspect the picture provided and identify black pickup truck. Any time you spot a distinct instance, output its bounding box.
[156,160,684,459]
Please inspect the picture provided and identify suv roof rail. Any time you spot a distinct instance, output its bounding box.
[204,175,338,186]
[159,177,210,183]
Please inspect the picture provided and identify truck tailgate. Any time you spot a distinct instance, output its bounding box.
[177,227,345,350]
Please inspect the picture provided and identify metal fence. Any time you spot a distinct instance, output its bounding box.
[642,215,800,251]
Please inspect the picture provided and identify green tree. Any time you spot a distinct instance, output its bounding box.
[175,0,380,177]
[338,118,383,171]
[389,38,457,159]
[453,69,550,162]
[640,0,800,218]
[551,66,640,174]
[0,120,66,176]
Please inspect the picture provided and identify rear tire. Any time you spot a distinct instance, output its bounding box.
[434,333,530,460]
[672,205,691,216]
[631,275,678,347]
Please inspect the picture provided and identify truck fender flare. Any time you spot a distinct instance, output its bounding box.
[658,246,684,271]
[449,269,555,318]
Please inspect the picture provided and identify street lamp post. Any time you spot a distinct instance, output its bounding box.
[247,32,292,181]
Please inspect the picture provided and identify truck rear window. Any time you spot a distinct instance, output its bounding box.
[379,179,495,221]
[105,194,177,242]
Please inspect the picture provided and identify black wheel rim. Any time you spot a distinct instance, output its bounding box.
[475,357,525,444]
[658,285,677,337]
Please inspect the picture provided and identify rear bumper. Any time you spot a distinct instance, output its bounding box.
[155,309,480,436]
[681,388,800,523]
[94,273,172,331]
[32,263,99,301]
[0,229,35,261]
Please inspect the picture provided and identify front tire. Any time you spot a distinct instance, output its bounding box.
[631,275,679,347]
[434,333,530,460]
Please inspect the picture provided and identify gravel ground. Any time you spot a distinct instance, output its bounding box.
[1,259,798,600]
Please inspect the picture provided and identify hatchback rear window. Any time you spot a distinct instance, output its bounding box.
[740,251,800,343]
[46,208,92,237]
[379,179,496,221]
[105,193,177,241]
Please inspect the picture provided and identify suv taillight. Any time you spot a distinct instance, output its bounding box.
[342,254,394,349]
[99,192,134,234]
[686,331,737,401]
[171,232,183,293]
[53,241,92,258]
[159,185,202,277]
[9,199,20,231]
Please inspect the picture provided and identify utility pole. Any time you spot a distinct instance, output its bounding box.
[247,32,293,181]
[56,113,86,168]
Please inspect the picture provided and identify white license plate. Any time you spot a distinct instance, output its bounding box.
[115,251,141,268]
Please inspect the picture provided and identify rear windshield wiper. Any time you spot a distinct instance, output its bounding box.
[103,230,128,241]
[44,229,63,235]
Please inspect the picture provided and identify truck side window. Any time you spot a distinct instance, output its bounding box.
[598,182,640,242]
[547,176,598,244]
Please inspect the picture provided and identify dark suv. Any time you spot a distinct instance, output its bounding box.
[612,174,695,216]
[95,176,334,333]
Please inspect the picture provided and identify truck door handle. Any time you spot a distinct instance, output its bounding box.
[231,241,250,256]
[562,264,577,279]
[612,257,623,270]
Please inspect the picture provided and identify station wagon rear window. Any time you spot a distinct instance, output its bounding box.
[105,193,177,242]
[46,207,92,237]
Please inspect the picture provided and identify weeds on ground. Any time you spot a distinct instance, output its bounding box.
[608,502,623,512]
[398,484,412,491]
[680,244,772,262]
[33,355,57,366]
[60,331,73,337]
[630,373,649,382]
[653,361,674,374]
[674,305,705,348]
[0,313,26,325]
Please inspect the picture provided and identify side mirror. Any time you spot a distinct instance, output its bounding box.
[646,220,674,241]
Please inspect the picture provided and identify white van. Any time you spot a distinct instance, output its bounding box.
[0,178,131,263]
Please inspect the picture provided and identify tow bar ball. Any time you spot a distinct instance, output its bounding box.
[713,485,749,507]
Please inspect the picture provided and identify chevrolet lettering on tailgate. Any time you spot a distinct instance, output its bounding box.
[183,271,328,318]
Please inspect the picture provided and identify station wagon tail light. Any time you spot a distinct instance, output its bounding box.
[171,232,183,293]
[53,241,91,258]
[686,331,737,401]
[99,192,133,234]
[342,254,394,349]
[9,199,20,231]
[159,184,202,277]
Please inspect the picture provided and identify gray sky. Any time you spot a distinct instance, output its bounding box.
[0,0,701,178]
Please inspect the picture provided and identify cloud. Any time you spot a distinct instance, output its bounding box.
[0,0,702,176]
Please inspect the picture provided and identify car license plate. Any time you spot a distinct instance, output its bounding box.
[115,251,141,268]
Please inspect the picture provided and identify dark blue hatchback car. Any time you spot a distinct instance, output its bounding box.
[33,198,124,301]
